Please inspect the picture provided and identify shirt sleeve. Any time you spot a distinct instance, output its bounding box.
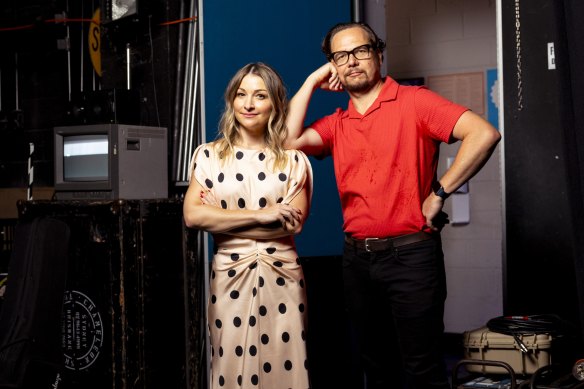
[308,108,344,154]
[414,86,469,143]
[282,150,313,207]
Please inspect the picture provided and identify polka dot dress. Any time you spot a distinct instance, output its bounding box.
[190,143,313,389]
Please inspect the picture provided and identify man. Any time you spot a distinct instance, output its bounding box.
[285,22,501,388]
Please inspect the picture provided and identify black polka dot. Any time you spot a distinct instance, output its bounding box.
[251,375,259,385]
[249,345,257,356]
[279,303,287,314]
[261,334,270,344]
[205,179,214,188]
[236,173,244,181]
[221,200,227,209]
[218,172,224,182]
[273,260,282,267]
[295,154,299,162]
[259,305,267,316]
[228,269,236,277]
[230,290,240,299]
[259,197,267,208]
[211,295,216,304]
[279,173,287,181]
[231,253,239,261]
[215,319,222,328]
[233,317,241,327]
[266,247,276,254]
[258,172,266,180]
[259,152,266,161]
[237,376,242,385]
[204,149,210,157]
[282,332,290,342]
[219,347,224,356]
[219,375,225,386]
[211,270,216,279]
[249,316,256,327]
[263,362,272,373]
[235,345,243,356]
[236,151,244,159]
[284,360,293,370]
[259,277,265,287]
[252,287,257,296]
[276,197,283,203]
[249,262,258,270]
[238,198,246,208]
[301,330,306,340]
[299,303,305,312]
[299,279,305,288]
[276,277,285,286]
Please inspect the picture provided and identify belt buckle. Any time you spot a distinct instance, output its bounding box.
[364,238,379,252]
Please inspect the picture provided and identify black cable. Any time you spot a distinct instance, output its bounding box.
[487,314,573,337]
[486,314,574,354]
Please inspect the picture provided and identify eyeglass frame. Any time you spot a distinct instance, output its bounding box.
[327,44,376,66]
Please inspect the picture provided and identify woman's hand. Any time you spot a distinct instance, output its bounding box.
[256,203,303,231]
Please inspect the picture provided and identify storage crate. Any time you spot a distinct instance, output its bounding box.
[463,326,552,375]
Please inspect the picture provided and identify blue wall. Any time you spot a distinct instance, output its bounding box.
[202,0,351,256]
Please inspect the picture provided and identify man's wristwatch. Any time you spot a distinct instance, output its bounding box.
[432,181,451,200]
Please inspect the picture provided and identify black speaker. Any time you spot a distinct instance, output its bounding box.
[15,199,203,389]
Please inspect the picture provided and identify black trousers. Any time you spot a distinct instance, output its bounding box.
[342,234,450,389]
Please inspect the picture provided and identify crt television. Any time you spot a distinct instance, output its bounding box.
[54,124,168,200]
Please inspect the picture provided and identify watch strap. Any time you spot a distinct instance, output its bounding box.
[432,181,451,200]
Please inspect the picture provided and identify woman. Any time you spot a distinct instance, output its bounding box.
[183,62,313,389]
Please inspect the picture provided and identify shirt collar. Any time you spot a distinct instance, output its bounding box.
[344,76,399,118]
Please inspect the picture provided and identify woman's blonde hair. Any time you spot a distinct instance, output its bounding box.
[214,62,289,170]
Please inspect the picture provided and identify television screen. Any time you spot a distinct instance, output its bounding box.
[63,135,109,181]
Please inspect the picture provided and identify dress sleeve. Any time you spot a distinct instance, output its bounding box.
[187,143,213,188]
[283,150,313,206]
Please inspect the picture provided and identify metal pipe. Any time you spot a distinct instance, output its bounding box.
[80,0,84,93]
[66,0,72,101]
[171,0,187,180]
[352,0,363,22]
[177,2,197,181]
[126,43,131,90]
[14,53,19,111]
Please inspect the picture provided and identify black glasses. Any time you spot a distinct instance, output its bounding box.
[328,44,374,66]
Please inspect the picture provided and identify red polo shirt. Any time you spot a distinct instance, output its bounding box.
[310,77,468,239]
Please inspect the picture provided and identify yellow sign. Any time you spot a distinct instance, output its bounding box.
[89,8,101,77]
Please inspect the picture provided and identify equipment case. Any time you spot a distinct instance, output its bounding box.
[463,326,553,375]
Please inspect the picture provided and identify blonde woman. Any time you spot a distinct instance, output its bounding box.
[184,62,313,389]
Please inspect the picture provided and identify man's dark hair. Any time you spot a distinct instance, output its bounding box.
[321,22,386,57]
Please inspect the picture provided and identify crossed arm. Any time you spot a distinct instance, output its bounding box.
[183,177,310,239]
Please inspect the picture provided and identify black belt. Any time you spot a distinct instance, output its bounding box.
[345,231,433,252]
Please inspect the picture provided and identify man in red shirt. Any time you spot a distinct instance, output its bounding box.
[286,22,501,388]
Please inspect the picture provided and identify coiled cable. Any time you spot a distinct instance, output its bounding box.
[486,314,575,354]
[487,314,569,336]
